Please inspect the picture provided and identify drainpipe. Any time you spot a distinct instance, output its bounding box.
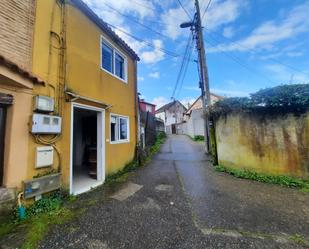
[134,60,139,156]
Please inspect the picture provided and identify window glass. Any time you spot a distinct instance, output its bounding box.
[119,118,128,140]
[110,116,117,142]
[110,115,129,142]
[102,43,113,73]
[115,52,125,79]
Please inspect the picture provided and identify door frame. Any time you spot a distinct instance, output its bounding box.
[0,105,7,186]
[70,102,106,195]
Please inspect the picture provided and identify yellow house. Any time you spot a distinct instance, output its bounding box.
[0,0,139,198]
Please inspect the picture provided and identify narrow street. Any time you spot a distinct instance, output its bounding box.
[39,135,309,249]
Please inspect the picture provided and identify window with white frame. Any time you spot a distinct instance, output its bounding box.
[101,38,127,81]
[110,115,129,142]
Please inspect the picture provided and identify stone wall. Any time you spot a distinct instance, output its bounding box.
[0,0,35,70]
[215,111,309,178]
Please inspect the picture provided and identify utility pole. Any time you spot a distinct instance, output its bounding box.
[195,0,211,153]
[180,0,211,153]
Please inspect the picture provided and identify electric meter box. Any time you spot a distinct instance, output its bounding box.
[36,146,53,168]
[31,114,62,134]
[34,95,54,112]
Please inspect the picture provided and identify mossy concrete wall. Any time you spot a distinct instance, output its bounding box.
[215,111,309,179]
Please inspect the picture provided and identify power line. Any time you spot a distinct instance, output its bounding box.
[172,33,193,98]
[105,22,195,62]
[103,2,170,39]
[130,0,194,24]
[204,27,309,78]
[176,38,195,98]
[202,0,212,20]
[205,36,276,84]
[176,0,193,20]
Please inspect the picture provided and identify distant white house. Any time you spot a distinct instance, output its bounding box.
[155,100,187,134]
[177,94,223,137]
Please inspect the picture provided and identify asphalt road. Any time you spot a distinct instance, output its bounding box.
[39,135,309,249]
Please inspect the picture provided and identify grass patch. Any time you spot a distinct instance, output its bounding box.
[21,207,74,249]
[289,234,308,245]
[189,135,204,141]
[215,165,309,191]
[0,190,79,249]
[193,135,204,141]
[105,133,166,185]
[1,134,167,248]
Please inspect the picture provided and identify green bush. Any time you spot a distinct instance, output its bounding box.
[211,84,309,116]
[193,135,204,141]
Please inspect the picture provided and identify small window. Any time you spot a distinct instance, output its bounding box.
[102,43,113,73]
[119,117,128,140]
[115,52,125,79]
[101,37,127,82]
[110,115,129,143]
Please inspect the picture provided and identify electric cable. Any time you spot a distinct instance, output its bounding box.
[176,0,193,20]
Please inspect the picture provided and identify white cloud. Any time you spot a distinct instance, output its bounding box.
[138,76,145,81]
[210,88,250,97]
[264,64,309,83]
[140,40,165,64]
[152,96,169,108]
[223,26,234,38]
[161,0,246,40]
[149,71,160,79]
[209,2,309,53]
[203,0,248,31]
[82,0,166,65]
[82,0,155,20]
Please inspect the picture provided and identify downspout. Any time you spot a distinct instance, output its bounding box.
[134,60,139,150]
[58,0,67,117]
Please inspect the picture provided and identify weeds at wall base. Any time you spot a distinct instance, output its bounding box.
[105,133,167,185]
[215,165,309,192]
[0,134,167,248]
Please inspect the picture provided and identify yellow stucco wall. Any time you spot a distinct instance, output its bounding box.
[215,112,309,179]
[0,86,32,188]
[28,0,137,189]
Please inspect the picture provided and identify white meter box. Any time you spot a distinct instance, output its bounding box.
[34,95,54,112]
[31,114,62,134]
[36,146,53,168]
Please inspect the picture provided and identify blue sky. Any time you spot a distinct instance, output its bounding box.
[83,0,309,108]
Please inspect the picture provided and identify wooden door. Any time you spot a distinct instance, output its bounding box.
[172,124,176,134]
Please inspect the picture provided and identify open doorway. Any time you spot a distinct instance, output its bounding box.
[71,104,105,195]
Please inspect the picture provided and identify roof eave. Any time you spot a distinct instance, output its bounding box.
[70,0,140,61]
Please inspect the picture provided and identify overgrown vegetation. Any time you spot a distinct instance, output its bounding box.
[0,190,76,249]
[215,165,309,192]
[106,132,167,185]
[0,133,167,248]
[193,135,204,141]
[210,84,309,116]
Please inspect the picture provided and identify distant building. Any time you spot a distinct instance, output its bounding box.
[178,94,223,137]
[139,99,156,115]
[155,100,187,134]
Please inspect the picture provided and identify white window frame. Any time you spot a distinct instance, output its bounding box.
[110,113,130,144]
[100,36,128,83]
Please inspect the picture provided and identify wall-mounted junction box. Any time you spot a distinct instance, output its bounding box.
[34,95,54,112]
[31,114,62,134]
[35,146,53,168]
[24,173,61,199]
